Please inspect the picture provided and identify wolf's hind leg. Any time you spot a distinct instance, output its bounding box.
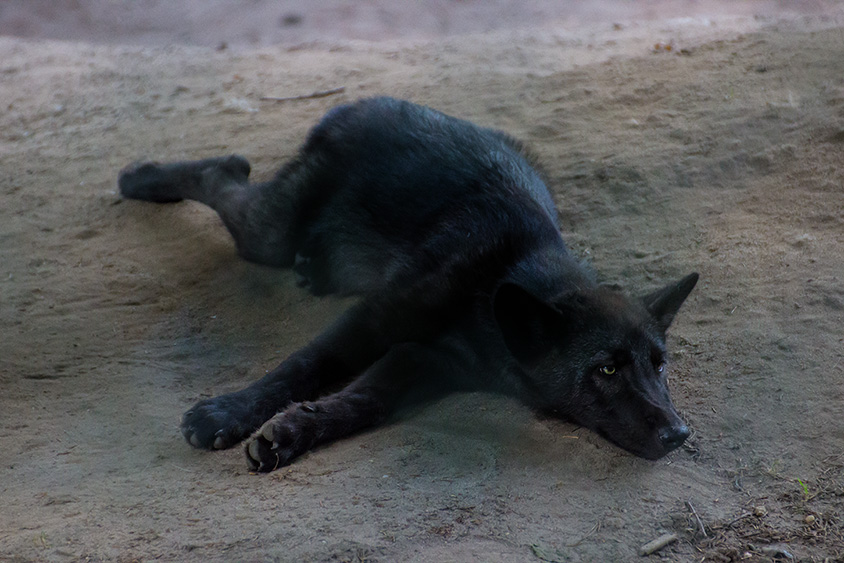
[119,155,295,266]
[119,155,251,204]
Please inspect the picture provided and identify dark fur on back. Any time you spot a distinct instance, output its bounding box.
[119,97,698,471]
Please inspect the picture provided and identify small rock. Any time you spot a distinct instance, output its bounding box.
[222,97,259,113]
[280,13,304,26]
[761,545,794,560]
[753,505,767,517]
[791,233,815,248]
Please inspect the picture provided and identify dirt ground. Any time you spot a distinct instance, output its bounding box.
[2,2,844,562]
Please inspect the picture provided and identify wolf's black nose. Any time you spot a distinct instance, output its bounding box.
[659,425,690,451]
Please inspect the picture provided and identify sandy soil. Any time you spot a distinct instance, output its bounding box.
[2,3,844,562]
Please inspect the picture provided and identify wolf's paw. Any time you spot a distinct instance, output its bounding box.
[245,405,316,472]
[180,393,257,450]
[118,161,184,203]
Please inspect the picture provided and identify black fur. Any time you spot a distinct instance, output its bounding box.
[118,97,698,471]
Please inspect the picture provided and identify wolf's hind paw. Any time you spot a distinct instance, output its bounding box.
[118,161,184,203]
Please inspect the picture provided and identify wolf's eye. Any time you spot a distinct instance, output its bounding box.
[599,366,617,376]
[656,363,665,373]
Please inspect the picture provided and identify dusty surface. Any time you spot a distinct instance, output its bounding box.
[2,3,844,562]
[0,0,837,48]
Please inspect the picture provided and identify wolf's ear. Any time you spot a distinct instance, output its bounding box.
[642,272,699,332]
[494,283,564,366]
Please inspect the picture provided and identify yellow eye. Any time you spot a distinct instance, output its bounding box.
[599,366,616,376]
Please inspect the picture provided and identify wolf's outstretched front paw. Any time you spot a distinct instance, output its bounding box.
[181,393,259,450]
[245,405,317,472]
[118,161,184,203]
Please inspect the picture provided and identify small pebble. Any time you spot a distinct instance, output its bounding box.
[805,514,815,524]
[761,545,794,560]
[753,505,767,517]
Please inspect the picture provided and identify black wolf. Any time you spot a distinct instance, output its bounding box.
[119,97,698,472]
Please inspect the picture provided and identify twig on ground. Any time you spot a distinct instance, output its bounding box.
[685,500,708,538]
[638,532,678,556]
[727,512,753,527]
[260,86,346,102]
[566,521,601,547]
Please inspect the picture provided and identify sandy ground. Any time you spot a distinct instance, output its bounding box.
[2,3,844,562]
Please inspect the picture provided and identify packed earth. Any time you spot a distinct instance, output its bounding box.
[1,2,843,561]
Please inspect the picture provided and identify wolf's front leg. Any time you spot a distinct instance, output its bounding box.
[245,342,449,472]
[181,294,451,451]
[180,352,327,450]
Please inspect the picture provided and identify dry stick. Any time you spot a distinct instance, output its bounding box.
[260,86,346,102]
[727,512,753,527]
[638,533,678,556]
[566,521,601,547]
[685,500,708,538]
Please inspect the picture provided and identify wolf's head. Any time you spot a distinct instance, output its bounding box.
[495,273,698,460]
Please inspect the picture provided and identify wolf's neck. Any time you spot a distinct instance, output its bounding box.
[506,242,597,300]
